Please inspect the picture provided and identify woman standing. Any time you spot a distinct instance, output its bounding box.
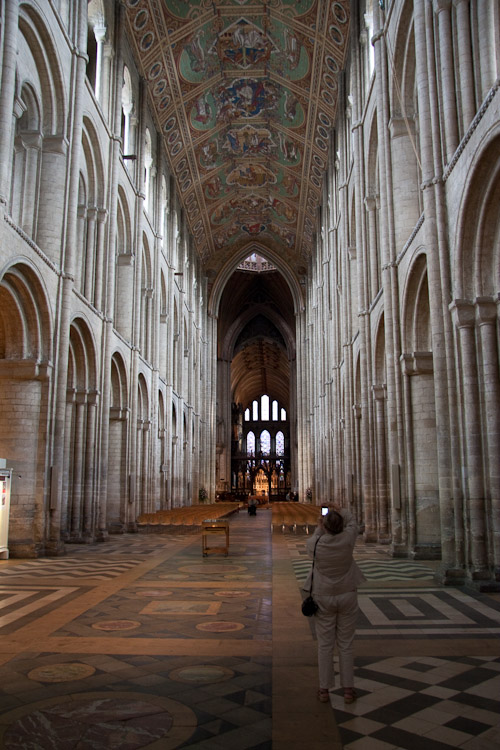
[304,505,365,704]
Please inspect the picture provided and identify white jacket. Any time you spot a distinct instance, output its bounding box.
[303,509,366,597]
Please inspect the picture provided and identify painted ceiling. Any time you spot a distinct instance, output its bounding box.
[124,0,350,279]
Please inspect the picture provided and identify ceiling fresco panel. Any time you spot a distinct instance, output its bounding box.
[124,0,350,277]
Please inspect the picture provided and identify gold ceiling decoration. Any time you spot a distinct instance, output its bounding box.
[124,0,350,276]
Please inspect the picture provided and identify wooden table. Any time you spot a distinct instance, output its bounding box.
[202,519,229,557]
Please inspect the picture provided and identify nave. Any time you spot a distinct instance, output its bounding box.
[0,512,499,749]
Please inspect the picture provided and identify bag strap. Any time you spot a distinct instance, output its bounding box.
[309,536,320,596]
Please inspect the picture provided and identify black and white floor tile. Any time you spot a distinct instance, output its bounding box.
[329,655,500,749]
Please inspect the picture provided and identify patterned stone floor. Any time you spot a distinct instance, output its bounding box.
[0,512,498,749]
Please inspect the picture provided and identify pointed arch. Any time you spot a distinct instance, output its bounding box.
[208,242,305,317]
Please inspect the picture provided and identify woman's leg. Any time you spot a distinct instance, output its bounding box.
[314,596,338,690]
[335,590,359,688]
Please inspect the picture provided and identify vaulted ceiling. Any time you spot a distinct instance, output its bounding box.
[124,0,351,279]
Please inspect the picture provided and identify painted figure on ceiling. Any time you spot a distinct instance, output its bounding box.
[193,93,212,124]
[284,27,301,69]
[221,125,276,156]
[216,79,279,121]
[226,163,276,188]
[184,30,206,73]
[204,175,223,199]
[211,19,273,70]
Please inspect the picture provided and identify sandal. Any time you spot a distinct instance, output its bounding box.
[343,688,357,704]
[318,688,330,703]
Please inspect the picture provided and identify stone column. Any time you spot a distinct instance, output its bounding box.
[365,195,379,301]
[142,420,150,514]
[61,395,74,539]
[93,24,107,103]
[93,208,107,311]
[36,136,69,263]
[0,0,19,207]
[475,297,500,578]
[400,356,417,552]
[146,288,154,362]
[19,132,42,237]
[477,0,498,100]
[372,9,404,550]
[101,43,114,121]
[97,3,124,539]
[70,395,86,541]
[84,206,97,301]
[48,0,88,554]
[413,0,462,576]
[453,0,476,130]
[450,300,488,578]
[373,384,390,540]
[75,205,86,292]
[83,393,98,540]
[434,0,459,161]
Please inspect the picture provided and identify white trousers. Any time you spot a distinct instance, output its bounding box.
[314,590,359,689]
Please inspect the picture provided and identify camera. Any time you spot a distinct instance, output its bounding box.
[321,507,329,516]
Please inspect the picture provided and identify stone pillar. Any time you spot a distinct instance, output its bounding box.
[400,357,416,552]
[434,0,459,161]
[146,288,154,362]
[413,0,462,577]
[48,0,88,555]
[61,396,74,539]
[84,206,97,301]
[364,195,379,301]
[0,0,19,207]
[36,136,69,263]
[76,205,86,292]
[372,10,404,550]
[97,5,124,539]
[373,384,390,540]
[93,24,107,103]
[141,419,150,514]
[475,297,500,578]
[453,0,476,130]
[70,395,86,541]
[93,208,107,311]
[19,132,42,237]
[450,300,488,578]
[83,393,98,540]
[101,43,114,121]
[477,0,498,100]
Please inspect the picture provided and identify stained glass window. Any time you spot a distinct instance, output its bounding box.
[261,394,269,420]
[247,431,255,455]
[260,430,271,455]
[276,431,285,456]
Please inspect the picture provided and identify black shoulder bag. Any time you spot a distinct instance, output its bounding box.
[301,537,320,617]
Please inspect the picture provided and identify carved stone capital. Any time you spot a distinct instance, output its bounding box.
[449,299,475,328]
[400,351,434,375]
[474,296,497,325]
[372,383,387,401]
